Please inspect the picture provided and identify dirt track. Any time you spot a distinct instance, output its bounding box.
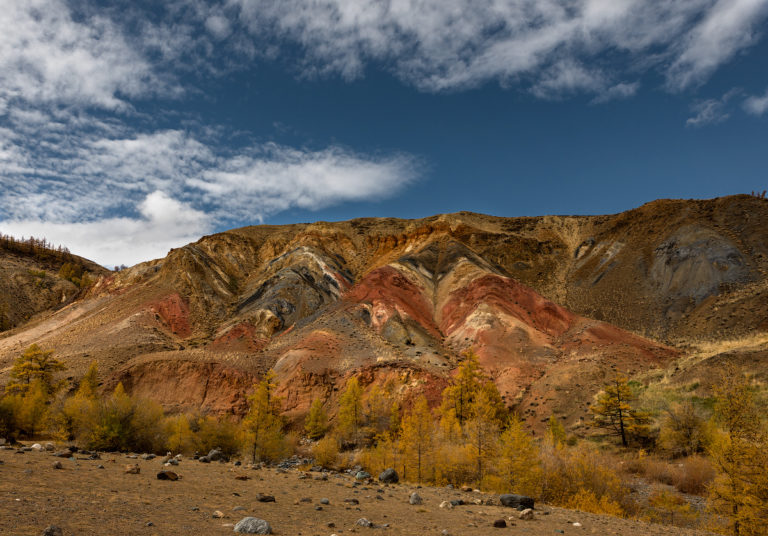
[0,446,714,536]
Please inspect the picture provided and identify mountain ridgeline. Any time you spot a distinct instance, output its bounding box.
[1,195,767,431]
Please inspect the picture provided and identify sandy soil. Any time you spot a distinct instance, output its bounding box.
[0,446,714,536]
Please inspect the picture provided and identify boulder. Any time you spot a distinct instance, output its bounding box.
[233,517,272,534]
[409,492,423,505]
[207,449,225,462]
[493,519,507,528]
[499,494,534,510]
[355,470,371,480]
[518,508,534,520]
[378,468,399,484]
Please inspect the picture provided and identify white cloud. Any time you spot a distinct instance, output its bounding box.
[744,89,768,115]
[666,0,768,90]
[1,194,212,268]
[0,108,420,267]
[230,0,768,95]
[0,0,173,110]
[685,89,740,127]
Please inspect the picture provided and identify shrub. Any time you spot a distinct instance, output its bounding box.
[313,434,341,468]
[674,455,715,496]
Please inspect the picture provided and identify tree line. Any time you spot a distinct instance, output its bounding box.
[0,345,766,534]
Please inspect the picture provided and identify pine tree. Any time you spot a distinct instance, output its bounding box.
[304,398,329,440]
[337,376,364,445]
[708,370,768,536]
[240,370,286,463]
[6,344,65,395]
[589,374,649,447]
[400,395,435,484]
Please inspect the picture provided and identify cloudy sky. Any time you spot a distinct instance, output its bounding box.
[1,0,767,267]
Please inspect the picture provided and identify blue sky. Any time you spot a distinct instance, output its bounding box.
[1,0,767,267]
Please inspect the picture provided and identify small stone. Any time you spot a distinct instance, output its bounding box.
[257,493,276,503]
[518,508,534,521]
[493,519,507,528]
[233,506,246,512]
[213,510,225,518]
[343,498,359,505]
[42,526,63,536]
[315,506,323,511]
[320,498,330,505]
[124,464,140,474]
[146,522,154,527]
[97,464,105,469]
[355,471,371,480]
[573,522,582,527]
[235,475,249,481]
[44,442,55,452]
[157,470,179,481]
[31,443,43,451]
[439,501,454,509]
[233,517,272,534]
[356,518,373,528]
[409,492,423,505]
[461,486,473,492]
[52,461,63,470]
[140,453,156,460]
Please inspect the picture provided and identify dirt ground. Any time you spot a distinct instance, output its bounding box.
[0,446,714,536]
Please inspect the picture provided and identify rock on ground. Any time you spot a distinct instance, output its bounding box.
[499,494,534,510]
[233,517,272,534]
[378,468,399,484]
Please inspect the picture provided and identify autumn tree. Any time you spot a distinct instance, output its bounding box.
[337,376,364,445]
[708,371,768,536]
[400,395,435,484]
[657,400,712,457]
[440,350,484,427]
[240,370,287,463]
[546,415,567,446]
[465,384,504,484]
[6,344,65,395]
[498,416,543,497]
[304,398,329,440]
[56,362,99,441]
[590,374,649,447]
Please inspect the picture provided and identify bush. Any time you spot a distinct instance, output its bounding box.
[312,435,341,468]
[673,455,715,495]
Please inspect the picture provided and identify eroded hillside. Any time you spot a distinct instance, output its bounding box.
[1,195,766,431]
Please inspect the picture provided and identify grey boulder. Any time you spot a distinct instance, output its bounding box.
[233,517,272,534]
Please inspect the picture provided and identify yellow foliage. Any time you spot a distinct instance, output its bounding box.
[312,435,341,468]
[240,370,288,462]
[304,398,328,440]
[337,376,364,445]
[565,489,625,517]
[496,417,543,497]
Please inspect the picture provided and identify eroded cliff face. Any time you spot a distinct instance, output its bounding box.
[1,195,766,429]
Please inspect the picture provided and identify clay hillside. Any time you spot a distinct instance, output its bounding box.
[1,195,767,432]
